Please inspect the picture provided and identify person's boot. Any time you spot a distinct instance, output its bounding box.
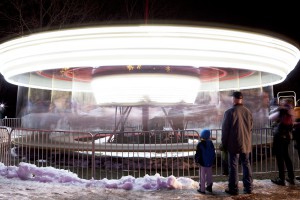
[206,184,213,193]
[271,177,285,186]
[225,188,238,195]
[197,188,205,194]
[286,177,295,185]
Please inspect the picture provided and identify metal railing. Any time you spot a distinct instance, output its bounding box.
[1,118,22,128]
[0,125,299,180]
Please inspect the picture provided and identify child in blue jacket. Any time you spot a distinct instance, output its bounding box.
[195,129,216,194]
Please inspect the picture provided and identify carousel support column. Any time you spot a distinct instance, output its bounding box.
[142,105,149,131]
[120,107,125,133]
[142,105,150,143]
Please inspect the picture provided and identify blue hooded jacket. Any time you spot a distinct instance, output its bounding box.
[195,129,216,167]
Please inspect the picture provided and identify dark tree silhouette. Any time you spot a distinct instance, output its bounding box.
[0,0,299,117]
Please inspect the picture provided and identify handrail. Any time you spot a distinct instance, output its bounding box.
[277,91,297,106]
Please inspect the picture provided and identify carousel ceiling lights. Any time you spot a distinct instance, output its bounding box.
[91,74,200,105]
[0,25,299,104]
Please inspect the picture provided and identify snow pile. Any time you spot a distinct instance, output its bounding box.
[0,162,198,191]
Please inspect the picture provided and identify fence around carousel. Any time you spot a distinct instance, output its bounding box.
[0,124,299,180]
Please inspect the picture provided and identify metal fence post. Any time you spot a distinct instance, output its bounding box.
[91,133,95,179]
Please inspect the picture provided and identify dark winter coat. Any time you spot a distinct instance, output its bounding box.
[221,104,253,154]
[195,139,216,167]
[271,107,293,141]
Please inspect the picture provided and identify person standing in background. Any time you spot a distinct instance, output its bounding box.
[168,105,185,140]
[293,100,300,181]
[221,91,253,195]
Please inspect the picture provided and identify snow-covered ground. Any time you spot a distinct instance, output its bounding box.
[0,162,299,200]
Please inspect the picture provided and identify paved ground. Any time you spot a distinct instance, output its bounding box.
[1,174,300,200]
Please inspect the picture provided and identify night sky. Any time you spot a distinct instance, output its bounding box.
[0,1,299,117]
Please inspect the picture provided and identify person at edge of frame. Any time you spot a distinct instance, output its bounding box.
[269,98,295,186]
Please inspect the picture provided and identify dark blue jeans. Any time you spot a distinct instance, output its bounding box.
[228,153,253,192]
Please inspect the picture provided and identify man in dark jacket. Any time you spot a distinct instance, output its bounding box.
[221,91,253,195]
